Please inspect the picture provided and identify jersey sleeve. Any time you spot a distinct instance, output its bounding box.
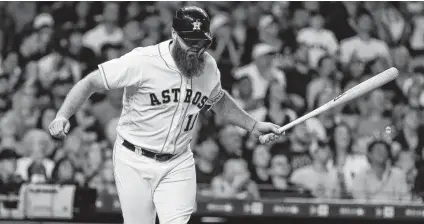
[98,51,144,90]
[205,68,225,111]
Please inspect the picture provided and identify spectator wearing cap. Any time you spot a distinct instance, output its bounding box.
[0,148,24,200]
[290,139,340,199]
[352,139,411,202]
[257,14,284,52]
[297,12,339,69]
[339,10,391,68]
[82,2,123,56]
[32,13,55,59]
[233,43,286,102]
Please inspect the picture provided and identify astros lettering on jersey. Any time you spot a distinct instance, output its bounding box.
[98,39,223,155]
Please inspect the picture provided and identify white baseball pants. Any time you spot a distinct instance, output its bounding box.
[112,135,197,224]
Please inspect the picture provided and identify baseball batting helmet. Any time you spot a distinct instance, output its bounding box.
[172,6,212,47]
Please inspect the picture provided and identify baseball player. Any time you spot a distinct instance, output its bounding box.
[49,6,281,224]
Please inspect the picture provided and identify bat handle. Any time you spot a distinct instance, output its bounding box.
[259,133,274,144]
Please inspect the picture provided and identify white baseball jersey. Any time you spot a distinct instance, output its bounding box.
[98,39,224,155]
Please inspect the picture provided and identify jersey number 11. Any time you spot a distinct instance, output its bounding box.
[184,113,198,132]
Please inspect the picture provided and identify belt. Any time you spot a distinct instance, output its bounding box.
[122,140,174,162]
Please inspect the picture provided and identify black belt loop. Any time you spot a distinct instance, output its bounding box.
[122,140,174,162]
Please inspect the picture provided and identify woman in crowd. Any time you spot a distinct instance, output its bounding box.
[329,122,369,198]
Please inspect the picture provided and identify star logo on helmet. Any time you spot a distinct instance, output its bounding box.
[192,20,202,31]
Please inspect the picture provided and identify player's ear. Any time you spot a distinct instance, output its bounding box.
[171,29,177,40]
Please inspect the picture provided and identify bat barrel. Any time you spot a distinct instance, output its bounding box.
[259,67,399,144]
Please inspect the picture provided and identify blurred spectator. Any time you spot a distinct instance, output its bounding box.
[232,76,267,122]
[6,2,36,33]
[194,137,221,186]
[50,156,78,185]
[37,47,81,92]
[217,125,245,162]
[16,129,55,183]
[72,2,95,32]
[281,44,314,99]
[373,2,411,47]
[306,55,342,111]
[290,140,340,199]
[269,152,293,191]
[122,20,144,54]
[0,148,23,195]
[281,123,314,172]
[36,107,57,133]
[82,2,123,56]
[263,81,299,125]
[339,9,391,67]
[100,43,123,63]
[394,151,418,198]
[393,107,424,163]
[211,158,260,199]
[328,122,369,198]
[257,15,284,53]
[324,2,359,41]
[297,12,338,68]
[66,28,97,76]
[124,2,142,23]
[209,13,242,91]
[249,145,272,185]
[356,89,392,138]
[233,43,285,101]
[352,139,411,202]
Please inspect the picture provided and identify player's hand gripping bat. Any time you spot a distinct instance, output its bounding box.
[259,67,399,144]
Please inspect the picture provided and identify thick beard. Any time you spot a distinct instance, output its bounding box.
[171,40,206,78]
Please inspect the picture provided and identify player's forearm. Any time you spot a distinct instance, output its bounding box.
[56,79,95,120]
[212,91,257,132]
[56,70,106,119]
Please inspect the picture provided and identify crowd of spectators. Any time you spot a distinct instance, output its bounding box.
[1,1,424,210]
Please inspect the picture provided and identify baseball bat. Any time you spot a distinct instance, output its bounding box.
[259,67,399,144]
